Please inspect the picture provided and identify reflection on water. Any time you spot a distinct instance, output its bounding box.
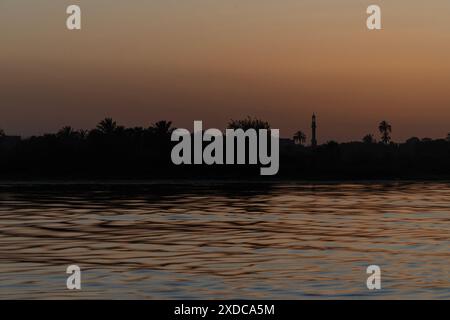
[0,182,449,299]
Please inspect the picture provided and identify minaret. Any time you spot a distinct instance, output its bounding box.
[311,113,317,147]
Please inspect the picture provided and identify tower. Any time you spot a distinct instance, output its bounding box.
[311,113,317,147]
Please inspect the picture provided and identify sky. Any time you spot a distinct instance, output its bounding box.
[1,0,450,142]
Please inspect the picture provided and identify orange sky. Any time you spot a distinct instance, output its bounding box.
[1,0,450,142]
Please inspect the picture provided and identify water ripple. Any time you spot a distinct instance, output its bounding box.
[0,182,449,299]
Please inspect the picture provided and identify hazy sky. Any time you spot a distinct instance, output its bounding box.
[1,0,450,142]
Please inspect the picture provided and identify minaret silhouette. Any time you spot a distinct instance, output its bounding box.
[311,113,317,147]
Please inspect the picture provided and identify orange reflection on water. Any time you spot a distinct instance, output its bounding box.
[0,182,449,299]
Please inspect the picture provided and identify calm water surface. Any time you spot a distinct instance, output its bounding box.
[0,182,449,299]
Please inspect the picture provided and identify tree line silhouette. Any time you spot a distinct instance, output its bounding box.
[2,117,450,180]
[292,120,393,146]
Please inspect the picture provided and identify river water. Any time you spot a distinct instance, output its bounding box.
[0,182,449,299]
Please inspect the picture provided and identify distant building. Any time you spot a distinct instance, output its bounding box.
[0,135,21,150]
[311,113,317,147]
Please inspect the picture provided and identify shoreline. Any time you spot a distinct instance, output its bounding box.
[0,178,449,186]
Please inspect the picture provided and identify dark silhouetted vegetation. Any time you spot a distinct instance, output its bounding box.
[363,134,376,144]
[379,120,392,144]
[293,131,306,145]
[2,118,450,180]
[228,116,270,130]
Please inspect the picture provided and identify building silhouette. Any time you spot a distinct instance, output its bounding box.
[311,113,317,147]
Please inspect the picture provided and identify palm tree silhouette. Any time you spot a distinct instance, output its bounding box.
[57,126,77,138]
[227,116,270,130]
[150,120,174,137]
[378,121,392,144]
[293,131,306,145]
[97,118,119,135]
[57,126,87,140]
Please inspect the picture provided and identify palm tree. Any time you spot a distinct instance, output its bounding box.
[78,129,88,139]
[57,126,87,140]
[293,131,306,145]
[57,126,76,138]
[378,121,392,144]
[150,120,174,137]
[228,116,270,130]
[363,134,376,144]
[96,118,119,135]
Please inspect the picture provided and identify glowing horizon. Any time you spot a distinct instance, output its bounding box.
[1,0,450,142]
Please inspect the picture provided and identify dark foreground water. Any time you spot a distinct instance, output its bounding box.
[0,182,449,299]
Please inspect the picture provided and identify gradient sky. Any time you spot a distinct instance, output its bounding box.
[1,0,450,142]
